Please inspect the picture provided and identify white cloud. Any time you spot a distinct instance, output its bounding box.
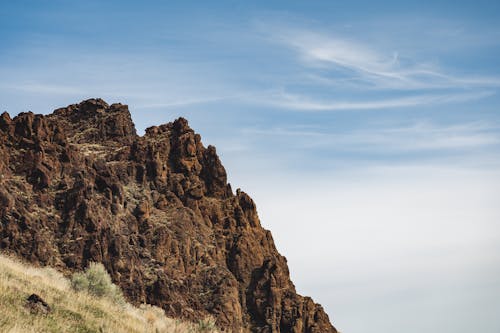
[242,120,500,153]
[266,25,500,91]
[135,96,237,109]
[0,82,85,95]
[267,90,495,111]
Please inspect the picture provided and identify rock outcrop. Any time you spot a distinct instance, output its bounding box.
[0,99,336,333]
[25,293,51,314]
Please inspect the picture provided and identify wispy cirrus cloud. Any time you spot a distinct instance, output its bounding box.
[252,22,500,115]
[242,120,500,153]
[266,90,495,111]
[267,26,500,91]
[0,82,86,95]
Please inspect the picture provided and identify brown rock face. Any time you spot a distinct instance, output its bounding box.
[0,99,337,333]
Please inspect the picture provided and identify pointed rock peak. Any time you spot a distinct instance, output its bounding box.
[53,98,113,119]
[145,117,192,139]
[0,112,12,131]
[109,102,129,112]
[51,98,137,144]
[1,111,11,122]
[79,98,109,110]
[173,117,192,133]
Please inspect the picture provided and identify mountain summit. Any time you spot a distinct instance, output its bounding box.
[0,99,337,333]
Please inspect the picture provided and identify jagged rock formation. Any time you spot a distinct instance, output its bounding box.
[0,99,336,333]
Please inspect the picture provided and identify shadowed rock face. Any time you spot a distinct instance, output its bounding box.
[0,99,337,333]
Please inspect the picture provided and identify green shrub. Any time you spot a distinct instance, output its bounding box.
[70,262,125,306]
[196,317,216,332]
[71,271,90,292]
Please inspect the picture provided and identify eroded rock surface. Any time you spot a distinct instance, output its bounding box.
[0,99,337,333]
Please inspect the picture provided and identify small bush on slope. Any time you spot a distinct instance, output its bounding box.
[71,262,125,306]
[0,253,220,333]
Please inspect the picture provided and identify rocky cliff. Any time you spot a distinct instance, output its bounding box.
[0,99,336,333]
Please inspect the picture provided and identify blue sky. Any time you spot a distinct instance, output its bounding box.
[1,1,500,333]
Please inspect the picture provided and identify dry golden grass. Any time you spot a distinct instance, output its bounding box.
[0,253,219,333]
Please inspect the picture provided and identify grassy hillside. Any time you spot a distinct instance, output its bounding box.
[0,253,219,333]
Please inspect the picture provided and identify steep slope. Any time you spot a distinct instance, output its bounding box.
[0,99,336,333]
[0,253,219,333]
